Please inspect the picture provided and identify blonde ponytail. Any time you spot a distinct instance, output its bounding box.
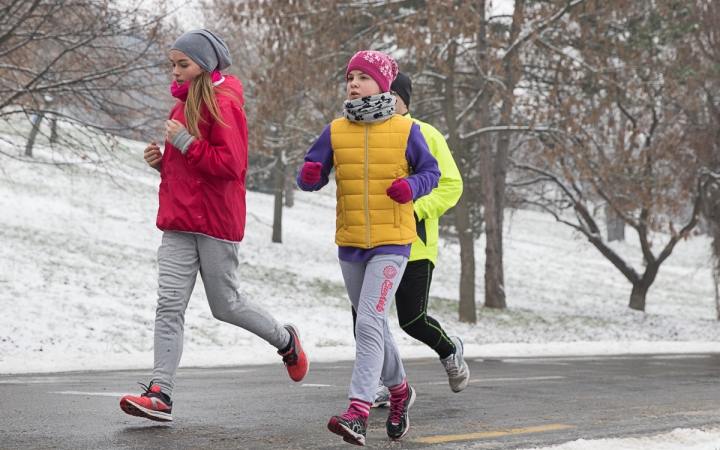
[184,72,227,138]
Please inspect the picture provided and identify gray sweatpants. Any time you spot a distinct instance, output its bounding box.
[340,254,408,403]
[153,231,290,396]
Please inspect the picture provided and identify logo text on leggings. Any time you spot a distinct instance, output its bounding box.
[376,279,393,312]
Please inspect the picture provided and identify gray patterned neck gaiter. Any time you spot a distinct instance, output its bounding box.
[343,93,397,123]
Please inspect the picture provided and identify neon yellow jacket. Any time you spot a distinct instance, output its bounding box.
[407,114,463,264]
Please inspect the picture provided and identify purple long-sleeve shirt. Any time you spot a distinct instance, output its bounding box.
[297,121,440,262]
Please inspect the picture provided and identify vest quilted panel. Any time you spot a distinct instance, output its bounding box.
[331,116,417,248]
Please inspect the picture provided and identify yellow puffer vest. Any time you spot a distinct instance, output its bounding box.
[331,115,417,248]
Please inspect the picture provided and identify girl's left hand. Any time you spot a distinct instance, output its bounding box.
[165,119,186,143]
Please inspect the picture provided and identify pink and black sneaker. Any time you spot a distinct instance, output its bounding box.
[278,323,309,382]
[386,385,416,440]
[328,407,368,446]
[120,382,173,422]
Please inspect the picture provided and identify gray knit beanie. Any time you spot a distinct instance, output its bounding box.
[171,29,232,73]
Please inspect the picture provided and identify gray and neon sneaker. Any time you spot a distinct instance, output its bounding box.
[372,384,390,408]
[440,336,470,392]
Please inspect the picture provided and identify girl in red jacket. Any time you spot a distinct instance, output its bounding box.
[119,29,308,423]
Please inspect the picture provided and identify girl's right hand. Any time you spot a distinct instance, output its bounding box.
[144,141,162,171]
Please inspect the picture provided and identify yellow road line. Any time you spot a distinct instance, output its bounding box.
[411,424,575,444]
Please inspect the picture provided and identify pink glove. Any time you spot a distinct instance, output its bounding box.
[386,178,413,204]
[301,161,323,184]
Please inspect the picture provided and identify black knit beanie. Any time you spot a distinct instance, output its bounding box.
[390,71,412,109]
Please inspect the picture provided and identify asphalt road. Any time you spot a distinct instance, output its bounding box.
[1,353,720,449]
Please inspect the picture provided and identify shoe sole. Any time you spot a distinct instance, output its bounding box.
[284,323,310,382]
[388,387,416,441]
[372,400,390,408]
[120,398,173,422]
[328,417,365,446]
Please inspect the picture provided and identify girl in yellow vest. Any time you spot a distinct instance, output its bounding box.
[297,51,440,446]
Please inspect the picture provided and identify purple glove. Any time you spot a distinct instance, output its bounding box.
[386,178,413,204]
[301,161,323,184]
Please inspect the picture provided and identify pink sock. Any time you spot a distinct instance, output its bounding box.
[388,380,408,400]
[345,398,371,420]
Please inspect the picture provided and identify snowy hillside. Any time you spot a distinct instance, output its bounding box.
[0,130,718,375]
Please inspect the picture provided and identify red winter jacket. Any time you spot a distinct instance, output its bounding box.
[156,75,248,242]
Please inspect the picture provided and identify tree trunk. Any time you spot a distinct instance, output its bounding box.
[628,192,703,311]
[629,258,654,311]
[698,214,707,235]
[455,190,477,323]
[606,205,625,242]
[272,148,285,243]
[50,117,58,143]
[474,0,504,310]
[443,41,477,323]
[25,112,45,157]
[480,88,512,309]
[714,268,720,321]
[284,160,295,208]
[481,143,507,309]
[712,221,720,320]
[630,255,662,311]
[705,186,720,319]
[629,281,648,311]
[480,0,525,309]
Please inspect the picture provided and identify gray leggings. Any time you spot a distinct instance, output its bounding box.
[340,254,408,403]
[153,231,290,396]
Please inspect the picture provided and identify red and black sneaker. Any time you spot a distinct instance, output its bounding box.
[120,382,173,422]
[278,323,309,382]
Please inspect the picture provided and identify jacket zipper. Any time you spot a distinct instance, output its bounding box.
[364,124,370,248]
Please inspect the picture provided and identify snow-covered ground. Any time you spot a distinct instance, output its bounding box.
[1,128,718,449]
[526,427,720,450]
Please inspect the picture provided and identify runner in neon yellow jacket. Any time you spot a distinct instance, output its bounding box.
[408,115,463,265]
[353,72,469,400]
